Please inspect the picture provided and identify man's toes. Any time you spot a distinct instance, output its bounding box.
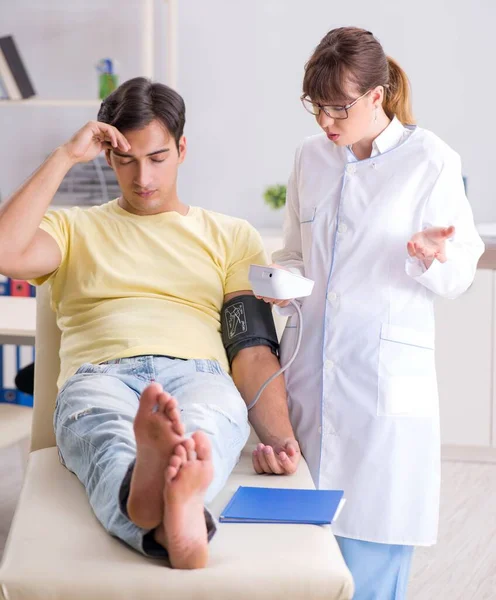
[164,400,180,422]
[154,391,170,409]
[166,446,185,483]
[182,437,194,451]
[166,392,178,405]
[161,391,177,407]
[173,443,187,463]
[169,454,182,471]
[165,464,179,483]
[157,393,169,414]
[192,431,212,461]
[172,420,185,437]
[138,382,163,413]
[156,395,184,435]
[167,408,185,436]
[182,437,197,461]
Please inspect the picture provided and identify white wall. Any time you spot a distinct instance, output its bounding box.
[0,0,494,229]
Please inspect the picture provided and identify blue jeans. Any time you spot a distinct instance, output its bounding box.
[54,355,250,558]
[336,536,414,600]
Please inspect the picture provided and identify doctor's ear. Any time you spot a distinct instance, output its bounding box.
[371,86,384,107]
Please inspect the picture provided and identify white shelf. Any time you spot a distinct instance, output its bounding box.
[0,296,36,346]
[0,99,101,107]
[0,0,178,107]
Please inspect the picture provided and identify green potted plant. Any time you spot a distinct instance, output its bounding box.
[263,184,286,210]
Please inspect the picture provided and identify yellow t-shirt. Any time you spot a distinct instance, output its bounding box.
[33,200,267,389]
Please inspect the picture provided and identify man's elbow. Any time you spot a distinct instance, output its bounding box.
[232,345,279,367]
[0,251,22,278]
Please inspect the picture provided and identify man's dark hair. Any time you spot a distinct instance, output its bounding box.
[97,77,186,150]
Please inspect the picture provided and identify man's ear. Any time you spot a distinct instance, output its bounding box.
[105,148,113,169]
[178,135,187,164]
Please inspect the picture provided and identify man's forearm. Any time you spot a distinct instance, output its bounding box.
[0,146,74,259]
[231,346,295,446]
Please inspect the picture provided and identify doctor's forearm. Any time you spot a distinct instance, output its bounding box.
[231,346,296,445]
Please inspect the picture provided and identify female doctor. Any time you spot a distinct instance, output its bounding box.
[255,26,484,599]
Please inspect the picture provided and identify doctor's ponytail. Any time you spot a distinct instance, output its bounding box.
[383,56,414,126]
[303,27,415,126]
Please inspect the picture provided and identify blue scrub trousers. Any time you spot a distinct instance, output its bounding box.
[336,536,414,600]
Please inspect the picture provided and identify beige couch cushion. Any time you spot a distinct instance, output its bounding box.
[0,442,353,600]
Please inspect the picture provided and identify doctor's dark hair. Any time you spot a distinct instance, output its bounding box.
[303,27,415,125]
[97,77,185,150]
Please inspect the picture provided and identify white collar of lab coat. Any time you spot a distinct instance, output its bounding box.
[346,116,407,162]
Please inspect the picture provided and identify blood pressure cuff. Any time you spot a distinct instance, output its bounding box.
[221,295,279,365]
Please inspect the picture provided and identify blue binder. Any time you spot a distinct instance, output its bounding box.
[0,276,34,296]
[1,389,33,406]
[0,275,9,296]
[219,486,345,524]
[0,344,35,406]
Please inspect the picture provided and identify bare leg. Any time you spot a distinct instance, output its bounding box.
[127,383,185,530]
[154,431,214,569]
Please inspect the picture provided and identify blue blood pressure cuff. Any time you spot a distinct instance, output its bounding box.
[221,295,279,365]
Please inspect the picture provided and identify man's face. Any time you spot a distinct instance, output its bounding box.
[106,119,186,215]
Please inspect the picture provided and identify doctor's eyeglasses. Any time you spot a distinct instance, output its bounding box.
[300,89,372,120]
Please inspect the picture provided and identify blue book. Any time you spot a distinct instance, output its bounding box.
[219,486,345,524]
[0,275,9,296]
[0,344,35,406]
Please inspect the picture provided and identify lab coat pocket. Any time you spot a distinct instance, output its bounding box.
[378,323,438,418]
[299,206,316,261]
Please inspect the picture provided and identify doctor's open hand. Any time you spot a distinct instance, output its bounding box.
[252,438,301,475]
[61,121,131,165]
[407,226,455,269]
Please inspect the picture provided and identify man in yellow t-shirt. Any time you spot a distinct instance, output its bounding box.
[0,77,300,569]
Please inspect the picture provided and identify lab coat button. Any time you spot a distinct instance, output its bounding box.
[325,359,334,369]
[328,292,337,301]
[346,164,356,174]
[338,223,348,233]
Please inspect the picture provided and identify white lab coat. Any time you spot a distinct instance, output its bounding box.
[274,118,484,546]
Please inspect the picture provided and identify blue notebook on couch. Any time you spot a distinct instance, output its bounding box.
[219,486,345,524]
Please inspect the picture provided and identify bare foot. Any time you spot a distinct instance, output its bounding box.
[127,383,185,530]
[155,431,214,569]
